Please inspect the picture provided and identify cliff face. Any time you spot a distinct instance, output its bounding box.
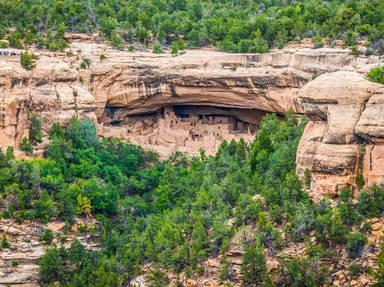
[1,42,383,197]
[296,72,384,200]
[0,54,96,151]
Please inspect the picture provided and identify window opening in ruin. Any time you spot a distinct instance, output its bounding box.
[111,120,122,127]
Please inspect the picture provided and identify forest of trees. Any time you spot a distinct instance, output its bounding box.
[1,114,384,286]
[0,0,384,53]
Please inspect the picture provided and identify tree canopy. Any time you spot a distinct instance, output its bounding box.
[0,113,383,285]
[1,0,384,53]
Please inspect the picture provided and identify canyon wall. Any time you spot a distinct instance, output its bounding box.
[0,42,383,197]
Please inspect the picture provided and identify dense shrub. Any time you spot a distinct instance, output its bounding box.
[283,257,329,286]
[1,235,10,249]
[20,51,35,70]
[39,229,54,245]
[0,39,9,48]
[152,44,163,54]
[357,185,384,217]
[171,40,185,55]
[368,66,384,84]
[346,232,367,258]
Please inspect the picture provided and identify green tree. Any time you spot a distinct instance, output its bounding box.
[284,257,329,286]
[100,16,117,37]
[9,32,24,49]
[330,209,348,244]
[152,44,163,54]
[29,113,43,144]
[346,232,367,258]
[76,194,92,218]
[38,248,67,284]
[241,237,270,286]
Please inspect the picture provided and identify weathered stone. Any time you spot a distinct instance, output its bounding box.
[266,259,279,272]
[362,144,384,187]
[323,105,361,144]
[296,71,384,197]
[296,121,325,178]
[355,90,384,142]
[297,71,380,120]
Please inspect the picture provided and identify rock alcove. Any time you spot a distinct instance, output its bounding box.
[100,104,268,157]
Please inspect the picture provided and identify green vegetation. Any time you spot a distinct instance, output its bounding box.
[0,112,383,285]
[368,66,384,84]
[80,61,87,69]
[19,137,33,155]
[11,260,19,267]
[349,263,364,279]
[39,229,55,245]
[80,58,91,69]
[346,232,368,259]
[20,51,36,70]
[0,39,9,48]
[1,235,10,249]
[313,35,324,49]
[171,40,185,55]
[29,113,43,144]
[375,241,384,286]
[1,1,384,53]
[152,44,163,54]
[241,236,271,286]
[99,53,107,62]
[284,257,329,286]
[145,269,170,287]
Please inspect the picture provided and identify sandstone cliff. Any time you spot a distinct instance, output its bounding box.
[0,42,383,197]
[296,72,384,200]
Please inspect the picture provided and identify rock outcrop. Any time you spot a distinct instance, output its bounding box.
[1,42,383,196]
[0,54,96,151]
[296,72,384,199]
[0,218,100,286]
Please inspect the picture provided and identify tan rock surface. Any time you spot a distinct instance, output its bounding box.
[362,145,384,187]
[0,52,96,149]
[0,218,99,286]
[296,71,384,197]
[355,90,384,142]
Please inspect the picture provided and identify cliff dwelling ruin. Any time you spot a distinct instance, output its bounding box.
[100,105,267,157]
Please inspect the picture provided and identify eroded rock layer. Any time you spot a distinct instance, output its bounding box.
[296,72,384,199]
[1,42,384,197]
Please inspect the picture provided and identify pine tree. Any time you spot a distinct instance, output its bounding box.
[241,236,271,286]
